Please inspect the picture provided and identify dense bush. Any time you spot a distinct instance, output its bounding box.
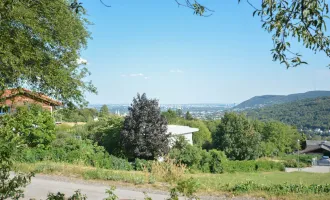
[133,158,152,171]
[222,160,285,173]
[20,137,133,171]
[0,104,56,148]
[169,143,227,173]
[209,149,227,173]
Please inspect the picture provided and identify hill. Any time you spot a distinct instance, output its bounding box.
[235,91,330,109]
[246,96,330,130]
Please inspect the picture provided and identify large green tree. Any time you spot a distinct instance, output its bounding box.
[0,0,96,106]
[213,112,261,160]
[121,93,170,160]
[99,105,110,118]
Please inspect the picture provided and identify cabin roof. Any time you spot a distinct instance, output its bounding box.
[1,88,62,106]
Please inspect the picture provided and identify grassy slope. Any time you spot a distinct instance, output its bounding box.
[16,162,330,200]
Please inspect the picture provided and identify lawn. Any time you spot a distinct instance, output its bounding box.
[15,162,330,199]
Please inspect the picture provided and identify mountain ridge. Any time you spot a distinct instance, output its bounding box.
[235,90,330,109]
[245,96,330,130]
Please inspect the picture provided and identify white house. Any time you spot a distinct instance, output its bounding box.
[166,125,199,146]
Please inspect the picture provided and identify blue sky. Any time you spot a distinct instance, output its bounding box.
[81,0,330,104]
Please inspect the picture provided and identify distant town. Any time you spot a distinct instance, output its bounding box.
[90,104,236,120]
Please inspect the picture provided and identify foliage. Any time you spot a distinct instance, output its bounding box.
[47,192,65,200]
[169,178,200,200]
[178,0,330,68]
[162,109,179,123]
[104,186,118,200]
[169,143,226,173]
[259,121,301,157]
[230,181,330,195]
[185,111,194,120]
[0,0,96,106]
[247,96,330,131]
[99,105,110,118]
[84,115,124,156]
[143,192,152,200]
[203,120,221,135]
[20,136,132,171]
[209,149,227,174]
[47,190,87,200]
[0,105,56,148]
[278,154,320,168]
[0,117,33,200]
[121,93,170,160]
[134,158,152,172]
[55,108,98,123]
[213,112,261,160]
[235,91,330,110]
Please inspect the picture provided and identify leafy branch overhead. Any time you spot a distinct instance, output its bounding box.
[86,0,330,68]
[177,0,330,68]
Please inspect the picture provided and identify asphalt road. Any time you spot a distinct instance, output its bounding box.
[23,175,172,200]
[22,174,263,200]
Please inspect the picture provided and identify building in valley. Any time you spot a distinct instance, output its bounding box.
[166,125,199,146]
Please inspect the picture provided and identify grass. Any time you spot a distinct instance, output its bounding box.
[15,162,330,200]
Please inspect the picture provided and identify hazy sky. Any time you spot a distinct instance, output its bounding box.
[81,0,330,105]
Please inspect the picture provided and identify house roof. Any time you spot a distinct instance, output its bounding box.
[0,88,62,106]
[301,140,330,153]
[167,125,199,136]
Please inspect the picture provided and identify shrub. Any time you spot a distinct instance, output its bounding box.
[209,150,227,174]
[47,190,87,200]
[134,158,152,172]
[169,178,200,200]
[169,145,227,173]
[20,138,133,171]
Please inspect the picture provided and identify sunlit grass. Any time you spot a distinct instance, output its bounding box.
[15,162,330,200]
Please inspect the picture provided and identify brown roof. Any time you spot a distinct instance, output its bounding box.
[1,88,62,106]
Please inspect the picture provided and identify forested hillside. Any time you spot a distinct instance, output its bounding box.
[246,97,330,130]
[235,91,330,109]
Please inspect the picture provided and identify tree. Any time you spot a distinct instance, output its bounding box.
[0,0,96,106]
[162,109,178,123]
[121,93,170,160]
[99,105,110,118]
[185,111,194,120]
[213,112,261,160]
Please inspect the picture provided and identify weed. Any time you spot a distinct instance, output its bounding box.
[104,186,118,200]
[151,158,186,183]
